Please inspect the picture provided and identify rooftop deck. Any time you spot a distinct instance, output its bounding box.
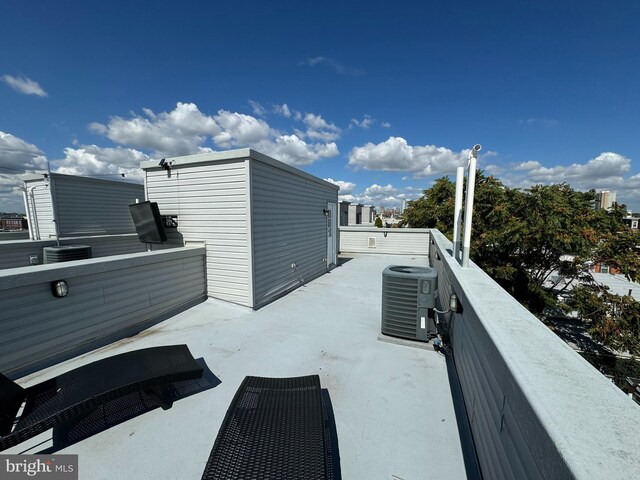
[6,254,473,479]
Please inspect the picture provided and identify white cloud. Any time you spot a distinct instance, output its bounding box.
[350,115,374,129]
[324,178,356,194]
[498,152,640,210]
[254,134,339,166]
[248,100,266,116]
[363,183,397,196]
[340,182,421,208]
[273,103,293,118]
[348,136,469,177]
[0,131,49,172]
[0,131,49,212]
[55,145,149,182]
[299,56,364,76]
[302,113,341,142]
[213,110,273,148]
[91,102,220,158]
[381,122,391,129]
[89,102,339,166]
[524,152,630,184]
[1,74,48,97]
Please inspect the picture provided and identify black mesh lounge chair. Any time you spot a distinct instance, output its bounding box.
[202,375,331,480]
[0,344,203,451]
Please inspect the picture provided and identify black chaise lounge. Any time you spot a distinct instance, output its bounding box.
[0,344,203,451]
[202,375,331,480]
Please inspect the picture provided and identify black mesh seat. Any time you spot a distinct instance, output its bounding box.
[0,344,203,451]
[202,375,330,480]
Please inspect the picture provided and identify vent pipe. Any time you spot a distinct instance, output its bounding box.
[461,144,481,268]
[452,166,464,261]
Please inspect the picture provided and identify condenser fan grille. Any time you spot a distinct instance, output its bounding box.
[381,276,419,337]
[381,265,438,342]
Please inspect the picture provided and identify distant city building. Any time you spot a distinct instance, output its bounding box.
[0,214,26,231]
[348,204,363,224]
[338,201,350,226]
[622,215,639,230]
[595,191,616,211]
[401,199,407,213]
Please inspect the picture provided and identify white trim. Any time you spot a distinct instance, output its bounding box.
[245,159,255,308]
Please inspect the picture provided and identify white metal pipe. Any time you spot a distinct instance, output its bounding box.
[29,186,41,240]
[453,166,464,260]
[47,164,61,246]
[462,144,481,267]
[22,187,34,240]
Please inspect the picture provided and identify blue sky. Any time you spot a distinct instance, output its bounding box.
[1,0,639,213]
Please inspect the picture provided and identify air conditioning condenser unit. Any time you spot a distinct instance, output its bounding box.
[381,265,438,341]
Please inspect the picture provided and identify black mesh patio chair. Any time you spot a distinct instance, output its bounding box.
[0,344,203,451]
[202,375,332,480]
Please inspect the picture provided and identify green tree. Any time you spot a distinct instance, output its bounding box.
[402,173,640,353]
[374,216,383,228]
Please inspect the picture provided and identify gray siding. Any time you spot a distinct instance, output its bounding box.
[348,204,362,224]
[0,234,147,270]
[146,161,251,306]
[52,174,144,236]
[0,231,29,241]
[251,160,338,309]
[362,205,374,224]
[339,202,350,226]
[23,174,144,239]
[429,229,640,479]
[0,247,206,377]
[339,227,430,255]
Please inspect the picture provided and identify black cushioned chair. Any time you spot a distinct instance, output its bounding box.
[202,375,331,480]
[0,344,203,451]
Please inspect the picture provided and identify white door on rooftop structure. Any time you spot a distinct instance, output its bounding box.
[326,202,337,269]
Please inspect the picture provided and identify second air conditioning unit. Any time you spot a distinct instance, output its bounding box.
[381,265,438,341]
[43,245,92,263]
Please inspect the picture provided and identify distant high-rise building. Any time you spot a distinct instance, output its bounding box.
[595,191,616,211]
[401,199,407,213]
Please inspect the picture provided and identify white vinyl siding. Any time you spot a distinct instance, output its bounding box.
[25,183,55,239]
[339,227,430,255]
[250,160,338,308]
[146,161,251,307]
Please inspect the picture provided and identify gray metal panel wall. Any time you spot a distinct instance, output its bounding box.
[250,160,338,309]
[338,202,350,226]
[0,247,206,376]
[145,161,251,306]
[0,234,147,269]
[339,227,430,255]
[428,229,640,480]
[348,204,362,224]
[52,174,144,236]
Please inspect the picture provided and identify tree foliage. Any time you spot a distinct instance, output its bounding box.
[401,173,640,354]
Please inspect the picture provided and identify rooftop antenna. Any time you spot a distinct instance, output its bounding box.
[47,161,62,247]
[461,144,481,267]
